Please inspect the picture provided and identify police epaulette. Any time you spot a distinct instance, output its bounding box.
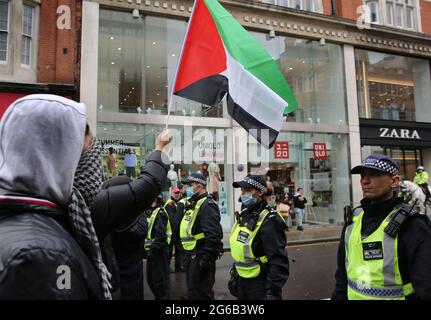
[345,206,362,225]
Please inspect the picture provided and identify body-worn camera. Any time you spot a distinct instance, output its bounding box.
[384,200,418,238]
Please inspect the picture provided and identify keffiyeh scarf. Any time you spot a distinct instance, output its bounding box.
[69,137,112,300]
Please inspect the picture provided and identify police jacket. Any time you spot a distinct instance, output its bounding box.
[186,192,223,262]
[240,201,289,295]
[165,198,180,235]
[0,150,168,299]
[332,195,431,300]
[146,207,169,253]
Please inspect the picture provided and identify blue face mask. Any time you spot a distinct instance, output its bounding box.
[241,195,257,207]
[186,187,195,198]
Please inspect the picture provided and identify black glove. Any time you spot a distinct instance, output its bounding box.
[228,266,238,297]
[264,288,281,300]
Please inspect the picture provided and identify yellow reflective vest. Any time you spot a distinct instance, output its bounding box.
[144,207,172,251]
[179,197,207,251]
[229,209,272,278]
[344,208,414,300]
[414,171,429,185]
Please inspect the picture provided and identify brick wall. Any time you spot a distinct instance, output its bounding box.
[38,0,81,85]
[420,0,431,35]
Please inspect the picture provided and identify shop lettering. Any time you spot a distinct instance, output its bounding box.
[379,128,421,140]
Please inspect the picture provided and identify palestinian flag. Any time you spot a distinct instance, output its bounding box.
[173,0,298,148]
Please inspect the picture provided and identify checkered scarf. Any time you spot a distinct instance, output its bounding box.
[69,137,112,300]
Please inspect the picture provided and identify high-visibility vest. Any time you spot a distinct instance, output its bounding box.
[144,207,172,251]
[164,198,177,209]
[414,171,429,185]
[229,209,271,278]
[179,197,207,251]
[344,208,414,300]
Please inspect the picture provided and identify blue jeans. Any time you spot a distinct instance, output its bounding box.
[294,208,304,227]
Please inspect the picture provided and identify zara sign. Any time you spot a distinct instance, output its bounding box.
[360,119,431,147]
[379,128,421,140]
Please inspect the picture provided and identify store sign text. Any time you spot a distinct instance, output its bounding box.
[379,128,421,140]
[314,143,327,160]
[274,142,289,159]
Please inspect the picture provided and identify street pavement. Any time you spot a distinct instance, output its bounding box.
[143,241,339,300]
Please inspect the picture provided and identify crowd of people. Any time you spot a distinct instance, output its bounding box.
[0,95,430,300]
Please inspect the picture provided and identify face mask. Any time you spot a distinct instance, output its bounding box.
[186,187,195,198]
[241,195,257,207]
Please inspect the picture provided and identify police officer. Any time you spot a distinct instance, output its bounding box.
[144,195,172,300]
[179,173,223,300]
[230,175,289,300]
[332,154,431,300]
[414,165,431,201]
[164,187,186,272]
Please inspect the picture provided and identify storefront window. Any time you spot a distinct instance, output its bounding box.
[96,122,234,231]
[252,32,347,126]
[361,145,422,180]
[98,10,226,118]
[355,49,431,122]
[248,132,351,224]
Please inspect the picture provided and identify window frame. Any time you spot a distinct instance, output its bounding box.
[366,0,380,24]
[0,0,10,63]
[367,0,419,31]
[21,3,34,66]
[262,0,322,13]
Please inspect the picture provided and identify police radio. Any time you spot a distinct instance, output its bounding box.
[384,199,418,238]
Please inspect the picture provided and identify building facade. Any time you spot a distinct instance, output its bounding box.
[0,0,82,118]
[79,0,431,232]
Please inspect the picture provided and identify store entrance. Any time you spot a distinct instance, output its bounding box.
[362,146,422,181]
[266,164,296,201]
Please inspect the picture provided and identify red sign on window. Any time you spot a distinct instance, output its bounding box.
[314,143,327,160]
[274,142,289,159]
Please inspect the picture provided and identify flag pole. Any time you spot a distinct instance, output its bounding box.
[165,0,198,129]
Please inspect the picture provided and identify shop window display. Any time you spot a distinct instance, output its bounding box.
[248,132,351,224]
[356,49,431,122]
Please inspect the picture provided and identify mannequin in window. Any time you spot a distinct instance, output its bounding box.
[207,162,221,201]
[167,163,178,188]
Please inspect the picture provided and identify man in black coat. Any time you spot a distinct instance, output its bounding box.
[0,95,172,299]
[102,175,148,300]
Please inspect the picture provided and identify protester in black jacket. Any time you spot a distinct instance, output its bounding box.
[0,95,172,299]
[102,175,148,300]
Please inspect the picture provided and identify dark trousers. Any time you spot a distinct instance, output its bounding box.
[146,247,170,300]
[184,254,216,300]
[117,256,144,300]
[237,273,267,300]
[169,237,186,271]
[420,183,431,200]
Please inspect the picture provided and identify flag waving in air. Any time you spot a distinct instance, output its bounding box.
[173,0,298,148]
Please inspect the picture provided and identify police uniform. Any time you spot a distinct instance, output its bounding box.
[230,175,289,300]
[414,167,431,200]
[332,154,431,300]
[179,173,224,300]
[144,203,172,300]
[164,195,186,272]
